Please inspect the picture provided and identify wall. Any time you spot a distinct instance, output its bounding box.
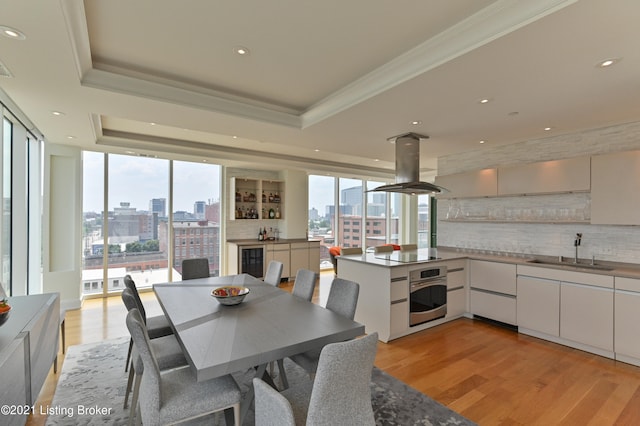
[436,120,640,263]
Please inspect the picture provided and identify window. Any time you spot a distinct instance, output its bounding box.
[339,178,362,249]
[308,175,336,270]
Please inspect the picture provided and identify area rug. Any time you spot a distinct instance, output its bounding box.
[47,337,475,426]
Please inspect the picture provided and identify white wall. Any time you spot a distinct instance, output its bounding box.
[436,120,640,263]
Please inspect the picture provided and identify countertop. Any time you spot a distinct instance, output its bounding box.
[227,238,320,246]
[338,247,640,279]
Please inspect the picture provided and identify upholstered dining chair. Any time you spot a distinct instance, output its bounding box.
[289,277,360,377]
[121,288,188,425]
[264,260,284,286]
[401,244,418,251]
[181,257,210,280]
[123,275,173,372]
[374,245,394,254]
[253,332,378,426]
[292,268,318,302]
[126,308,241,426]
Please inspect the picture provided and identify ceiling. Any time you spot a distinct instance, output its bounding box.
[1,0,639,179]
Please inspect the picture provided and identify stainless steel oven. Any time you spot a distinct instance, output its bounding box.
[409,266,447,326]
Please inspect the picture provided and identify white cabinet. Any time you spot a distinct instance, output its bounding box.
[614,277,640,365]
[516,274,560,337]
[290,242,310,279]
[469,260,517,325]
[434,168,497,198]
[390,273,409,336]
[591,150,640,225]
[497,156,590,196]
[446,260,467,319]
[560,281,613,352]
[265,243,290,280]
[308,242,320,274]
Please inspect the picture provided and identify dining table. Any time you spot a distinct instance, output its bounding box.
[153,274,365,422]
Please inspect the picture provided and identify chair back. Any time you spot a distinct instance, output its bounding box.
[400,244,418,251]
[253,378,296,426]
[307,332,378,425]
[340,247,362,255]
[374,245,393,254]
[264,260,284,286]
[181,258,210,280]
[326,278,360,320]
[292,269,318,302]
[126,309,162,413]
[124,275,147,322]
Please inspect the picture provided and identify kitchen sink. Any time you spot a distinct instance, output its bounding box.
[526,259,615,271]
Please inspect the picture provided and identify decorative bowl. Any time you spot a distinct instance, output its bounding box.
[0,304,11,326]
[211,286,250,306]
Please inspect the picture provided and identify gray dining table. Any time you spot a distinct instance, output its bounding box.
[153,274,365,422]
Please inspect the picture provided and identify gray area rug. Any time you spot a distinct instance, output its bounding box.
[47,337,476,426]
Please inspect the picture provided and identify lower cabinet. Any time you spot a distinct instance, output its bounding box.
[517,275,560,337]
[469,260,517,325]
[560,282,613,351]
[614,277,640,363]
[265,243,290,280]
[446,287,466,319]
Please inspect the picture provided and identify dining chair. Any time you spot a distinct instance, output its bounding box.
[181,257,210,280]
[288,277,360,377]
[123,275,173,372]
[292,268,318,302]
[374,245,394,254]
[254,332,378,426]
[269,268,319,388]
[401,244,418,251]
[121,289,188,425]
[264,260,284,286]
[126,308,241,426]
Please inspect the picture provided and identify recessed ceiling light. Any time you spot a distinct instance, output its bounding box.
[374,159,380,162]
[479,140,486,144]
[544,127,552,131]
[478,98,492,104]
[411,120,422,125]
[234,46,250,56]
[150,122,156,126]
[0,25,26,40]
[66,135,76,139]
[232,136,238,139]
[597,58,621,68]
[51,111,65,117]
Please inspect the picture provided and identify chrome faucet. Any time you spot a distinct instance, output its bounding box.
[574,233,582,263]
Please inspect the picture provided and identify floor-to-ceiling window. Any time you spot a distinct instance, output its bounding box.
[172,160,221,277]
[338,178,363,249]
[81,153,222,296]
[1,118,12,293]
[307,175,336,269]
[366,180,389,248]
[417,194,431,248]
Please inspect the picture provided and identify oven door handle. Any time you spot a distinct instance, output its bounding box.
[411,279,446,291]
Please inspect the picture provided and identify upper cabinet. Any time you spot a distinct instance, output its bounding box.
[497,156,590,196]
[230,177,284,220]
[591,150,640,225]
[434,168,497,198]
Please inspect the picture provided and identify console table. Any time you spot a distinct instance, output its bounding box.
[0,293,60,426]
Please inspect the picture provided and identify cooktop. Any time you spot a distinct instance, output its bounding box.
[374,252,440,263]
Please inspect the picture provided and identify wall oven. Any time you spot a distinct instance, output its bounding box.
[409,266,447,326]
[239,245,265,278]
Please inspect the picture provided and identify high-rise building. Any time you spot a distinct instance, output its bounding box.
[149,198,167,218]
[194,201,206,219]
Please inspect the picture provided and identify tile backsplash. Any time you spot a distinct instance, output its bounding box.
[435,120,640,264]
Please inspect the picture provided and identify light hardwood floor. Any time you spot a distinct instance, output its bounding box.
[28,272,640,425]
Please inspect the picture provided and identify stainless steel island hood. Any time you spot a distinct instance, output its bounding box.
[368,132,447,195]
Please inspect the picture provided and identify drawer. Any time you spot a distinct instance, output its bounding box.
[470,289,517,325]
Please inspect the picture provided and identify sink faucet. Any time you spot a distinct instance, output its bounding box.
[574,233,582,263]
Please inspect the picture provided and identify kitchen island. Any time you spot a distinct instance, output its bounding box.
[338,248,469,343]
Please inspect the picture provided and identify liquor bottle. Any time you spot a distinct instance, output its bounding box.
[258,228,263,241]
[268,208,275,219]
[275,207,280,219]
[262,227,267,240]
[262,191,266,203]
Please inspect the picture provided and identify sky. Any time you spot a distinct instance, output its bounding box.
[83,152,221,213]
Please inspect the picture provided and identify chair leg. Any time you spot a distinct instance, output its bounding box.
[61,318,66,354]
[134,403,142,426]
[277,359,289,389]
[54,355,58,374]
[125,338,133,372]
[124,366,135,409]
[224,404,240,426]
[129,373,142,426]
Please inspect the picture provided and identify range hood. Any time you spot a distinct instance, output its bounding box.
[368,132,447,195]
